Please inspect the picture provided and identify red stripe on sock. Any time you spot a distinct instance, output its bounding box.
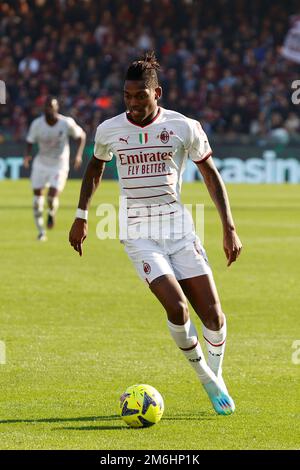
[180,340,198,352]
[203,336,226,347]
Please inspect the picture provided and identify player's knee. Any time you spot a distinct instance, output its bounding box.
[168,300,189,325]
[203,304,224,330]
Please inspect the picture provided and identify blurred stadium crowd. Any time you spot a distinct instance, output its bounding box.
[0,0,300,143]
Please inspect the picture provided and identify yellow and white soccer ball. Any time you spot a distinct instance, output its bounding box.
[119,384,164,428]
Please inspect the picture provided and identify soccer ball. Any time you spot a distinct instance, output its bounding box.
[119,383,164,428]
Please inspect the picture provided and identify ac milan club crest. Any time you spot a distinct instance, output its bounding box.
[160,129,169,144]
[143,261,151,274]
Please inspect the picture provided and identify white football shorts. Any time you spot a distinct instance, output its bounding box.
[31,159,68,192]
[123,232,212,285]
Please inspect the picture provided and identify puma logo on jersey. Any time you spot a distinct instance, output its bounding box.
[119,136,129,144]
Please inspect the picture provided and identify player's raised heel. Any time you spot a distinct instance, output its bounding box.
[203,380,235,415]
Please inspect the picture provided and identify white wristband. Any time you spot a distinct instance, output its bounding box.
[76,208,88,221]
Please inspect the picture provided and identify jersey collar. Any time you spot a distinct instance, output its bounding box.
[126,107,162,128]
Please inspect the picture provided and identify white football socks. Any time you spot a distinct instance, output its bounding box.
[202,316,229,393]
[202,316,226,378]
[167,318,217,385]
[47,196,59,217]
[33,195,45,235]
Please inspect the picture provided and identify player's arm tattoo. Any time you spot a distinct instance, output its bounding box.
[197,158,235,232]
[78,156,106,210]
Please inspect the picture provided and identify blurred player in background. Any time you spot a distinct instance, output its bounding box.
[24,97,86,241]
[69,52,242,415]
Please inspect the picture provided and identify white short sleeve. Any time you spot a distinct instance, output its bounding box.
[188,120,212,163]
[94,124,113,161]
[66,117,84,139]
[26,119,38,144]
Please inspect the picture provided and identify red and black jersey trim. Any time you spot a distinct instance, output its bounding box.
[128,211,177,219]
[126,192,176,200]
[127,200,177,210]
[126,107,161,128]
[193,151,213,164]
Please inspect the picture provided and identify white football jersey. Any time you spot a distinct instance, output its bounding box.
[94,107,212,239]
[27,114,84,170]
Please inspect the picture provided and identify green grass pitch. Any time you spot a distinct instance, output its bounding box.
[0,179,299,450]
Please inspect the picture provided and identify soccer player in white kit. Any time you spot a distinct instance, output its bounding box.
[24,97,86,241]
[69,53,242,415]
